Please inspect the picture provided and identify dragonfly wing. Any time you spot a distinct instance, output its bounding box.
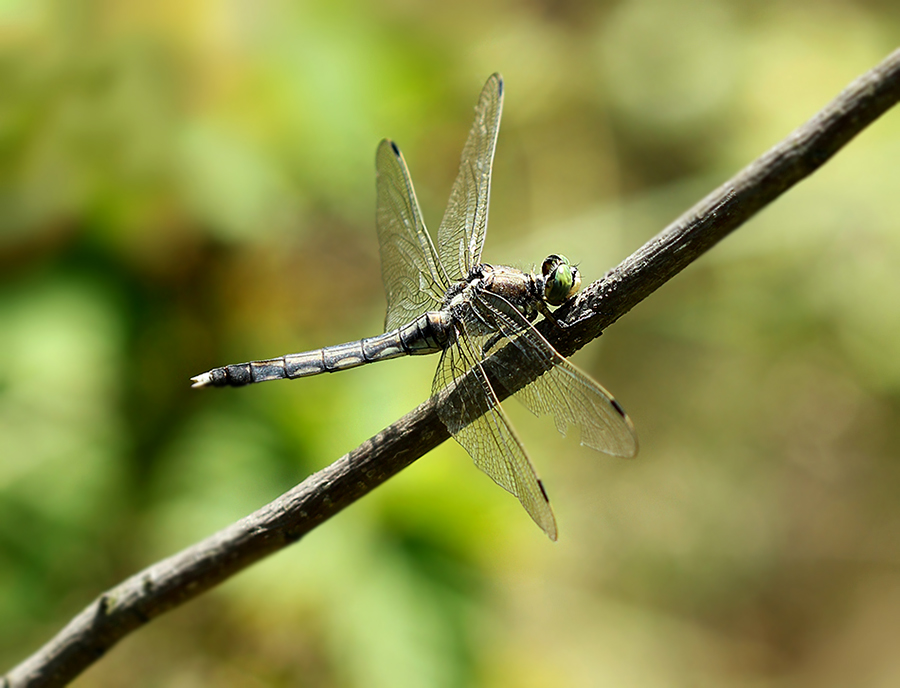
[433,319,557,540]
[436,74,504,282]
[475,292,638,458]
[376,139,448,332]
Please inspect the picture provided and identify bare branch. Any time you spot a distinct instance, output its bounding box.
[6,46,900,688]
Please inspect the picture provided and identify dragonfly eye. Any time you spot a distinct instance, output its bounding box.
[542,254,581,306]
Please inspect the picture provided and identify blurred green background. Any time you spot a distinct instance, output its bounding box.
[2,1,900,686]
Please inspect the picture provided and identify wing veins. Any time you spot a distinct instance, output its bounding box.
[434,318,557,539]
[472,292,638,458]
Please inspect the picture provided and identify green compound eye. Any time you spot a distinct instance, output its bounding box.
[542,254,581,306]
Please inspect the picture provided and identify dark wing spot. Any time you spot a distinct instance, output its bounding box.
[537,479,550,503]
[97,594,111,616]
[497,76,504,96]
[611,398,627,418]
[390,140,401,157]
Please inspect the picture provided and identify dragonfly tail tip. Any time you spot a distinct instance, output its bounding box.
[191,372,213,388]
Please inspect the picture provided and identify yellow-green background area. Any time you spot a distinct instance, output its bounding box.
[2,1,900,686]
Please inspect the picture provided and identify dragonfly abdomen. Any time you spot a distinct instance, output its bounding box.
[191,311,450,388]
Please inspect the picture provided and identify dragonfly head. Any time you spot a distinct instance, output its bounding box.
[541,254,582,306]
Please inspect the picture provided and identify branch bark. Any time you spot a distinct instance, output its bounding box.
[6,46,900,688]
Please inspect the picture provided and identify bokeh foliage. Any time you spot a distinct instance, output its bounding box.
[2,1,900,686]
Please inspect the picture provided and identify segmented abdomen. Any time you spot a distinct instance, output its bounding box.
[191,311,450,388]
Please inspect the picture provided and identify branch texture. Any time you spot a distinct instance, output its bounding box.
[6,46,900,688]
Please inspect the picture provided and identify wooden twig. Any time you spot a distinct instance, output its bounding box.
[6,46,900,688]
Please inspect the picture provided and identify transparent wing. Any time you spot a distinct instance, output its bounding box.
[376,139,449,332]
[434,319,557,540]
[436,73,504,282]
[475,292,639,458]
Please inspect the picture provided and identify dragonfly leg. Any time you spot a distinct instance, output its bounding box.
[482,331,505,356]
[537,301,567,330]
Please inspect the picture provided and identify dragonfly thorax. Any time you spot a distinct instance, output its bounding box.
[442,263,544,326]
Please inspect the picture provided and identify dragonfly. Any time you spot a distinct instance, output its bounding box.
[191,73,638,540]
